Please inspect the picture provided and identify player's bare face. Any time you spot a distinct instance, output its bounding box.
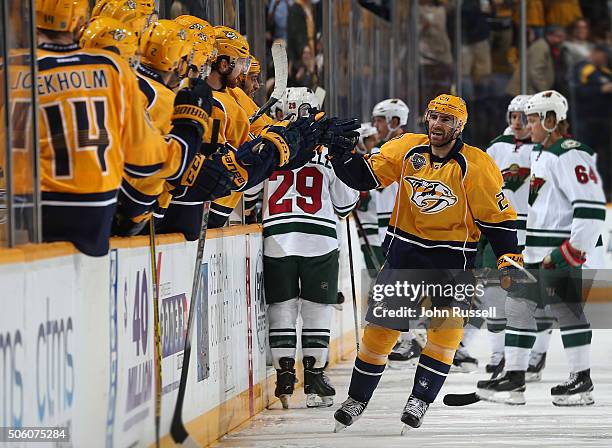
[510,112,530,139]
[427,112,455,147]
[244,73,260,96]
[527,114,545,143]
[372,116,389,137]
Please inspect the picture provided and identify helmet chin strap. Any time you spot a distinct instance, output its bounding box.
[540,115,558,147]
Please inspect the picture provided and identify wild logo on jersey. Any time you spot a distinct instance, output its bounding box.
[405,176,458,213]
[501,163,530,192]
[528,175,546,205]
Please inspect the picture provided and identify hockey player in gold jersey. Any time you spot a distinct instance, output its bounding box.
[240,56,262,98]
[327,94,525,431]
[35,0,214,256]
[155,23,336,239]
[136,20,192,134]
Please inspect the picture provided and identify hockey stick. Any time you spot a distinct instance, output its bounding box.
[149,219,162,448]
[249,41,288,124]
[443,392,481,406]
[351,210,381,272]
[345,215,360,351]
[170,201,211,447]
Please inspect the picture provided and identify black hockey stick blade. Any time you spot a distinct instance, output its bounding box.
[443,392,481,406]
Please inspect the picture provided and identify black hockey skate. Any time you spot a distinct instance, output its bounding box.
[551,369,594,406]
[526,352,546,382]
[476,370,526,405]
[388,338,421,366]
[452,343,478,373]
[275,357,297,409]
[333,397,368,432]
[303,356,336,408]
[400,394,429,434]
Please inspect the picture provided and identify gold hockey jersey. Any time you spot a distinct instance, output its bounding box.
[136,65,176,135]
[36,43,193,256]
[366,133,518,268]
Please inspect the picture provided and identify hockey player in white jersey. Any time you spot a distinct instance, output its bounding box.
[354,122,383,273]
[477,95,535,376]
[370,99,423,364]
[477,90,605,406]
[263,87,359,409]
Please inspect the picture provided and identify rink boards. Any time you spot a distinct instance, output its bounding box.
[0,223,365,448]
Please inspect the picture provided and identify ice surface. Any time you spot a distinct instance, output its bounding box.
[213,330,612,447]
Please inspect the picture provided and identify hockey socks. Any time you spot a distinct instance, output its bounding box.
[561,324,592,373]
[411,354,451,403]
[348,357,385,403]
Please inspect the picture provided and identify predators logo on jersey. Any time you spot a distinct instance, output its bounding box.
[405,177,457,213]
[501,163,530,192]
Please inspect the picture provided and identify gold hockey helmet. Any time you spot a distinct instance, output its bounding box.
[140,19,191,73]
[80,16,139,68]
[425,94,468,132]
[175,15,216,73]
[36,0,89,32]
[96,0,153,36]
[214,25,251,74]
[92,0,154,18]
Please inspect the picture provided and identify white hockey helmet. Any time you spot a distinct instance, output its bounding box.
[358,122,378,142]
[275,87,320,121]
[506,94,532,125]
[372,98,409,130]
[524,90,568,132]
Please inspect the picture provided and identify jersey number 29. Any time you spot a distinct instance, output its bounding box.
[268,167,323,215]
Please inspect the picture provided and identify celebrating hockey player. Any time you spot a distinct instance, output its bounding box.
[325,94,524,431]
[477,91,604,406]
[35,0,213,255]
[371,99,424,365]
[263,87,359,409]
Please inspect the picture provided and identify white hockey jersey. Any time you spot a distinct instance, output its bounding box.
[486,134,534,246]
[524,138,606,264]
[370,144,398,244]
[355,192,381,247]
[262,147,359,258]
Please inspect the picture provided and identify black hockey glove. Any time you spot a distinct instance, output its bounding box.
[320,117,360,159]
[112,201,151,237]
[171,78,213,136]
[261,112,328,167]
[169,153,235,202]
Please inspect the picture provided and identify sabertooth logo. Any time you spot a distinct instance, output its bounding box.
[528,175,546,205]
[501,163,530,192]
[405,177,457,214]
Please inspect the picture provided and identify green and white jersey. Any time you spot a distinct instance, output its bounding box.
[355,192,381,247]
[369,142,398,244]
[375,182,398,243]
[524,138,606,264]
[486,134,534,245]
[262,146,359,258]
